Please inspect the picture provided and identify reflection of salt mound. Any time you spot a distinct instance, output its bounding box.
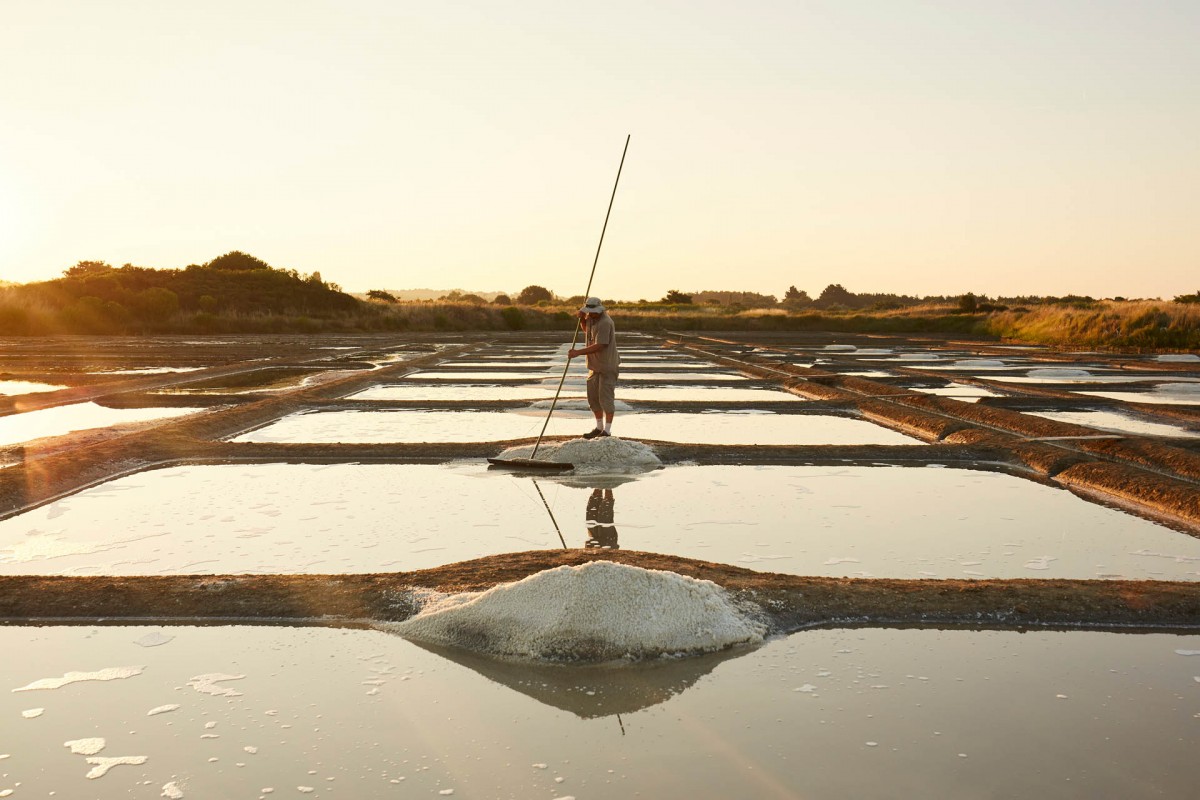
[392,561,766,662]
[1028,368,1091,378]
[822,344,857,352]
[410,639,749,717]
[956,359,1006,368]
[1156,354,1200,363]
[496,437,661,473]
[897,353,941,361]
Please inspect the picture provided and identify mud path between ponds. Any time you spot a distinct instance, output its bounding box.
[2,550,1198,634]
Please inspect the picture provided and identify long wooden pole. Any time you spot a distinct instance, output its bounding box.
[529,135,630,460]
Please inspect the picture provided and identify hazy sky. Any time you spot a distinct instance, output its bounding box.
[1,0,1197,300]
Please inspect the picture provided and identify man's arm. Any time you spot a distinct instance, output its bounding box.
[569,341,607,358]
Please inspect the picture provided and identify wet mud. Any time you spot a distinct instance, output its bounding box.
[2,550,1198,634]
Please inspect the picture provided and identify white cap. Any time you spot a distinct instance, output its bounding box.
[580,296,606,314]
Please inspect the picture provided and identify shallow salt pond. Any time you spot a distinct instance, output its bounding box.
[1027,410,1200,438]
[0,379,69,396]
[1078,384,1200,406]
[0,624,1195,799]
[3,464,1197,580]
[231,409,912,445]
[912,383,1003,401]
[348,384,799,403]
[0,403,201,447]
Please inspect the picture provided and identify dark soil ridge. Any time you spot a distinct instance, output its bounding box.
[3,551,1198,635]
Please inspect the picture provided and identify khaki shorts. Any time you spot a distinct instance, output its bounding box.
[586,370,618,415]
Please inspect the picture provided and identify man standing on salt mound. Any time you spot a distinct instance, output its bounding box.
[568,296,620,439]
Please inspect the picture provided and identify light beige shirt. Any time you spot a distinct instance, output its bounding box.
[585,313,620,374]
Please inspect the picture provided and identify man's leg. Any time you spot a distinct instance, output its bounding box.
[600,372,617,435]
[584,373,604,437]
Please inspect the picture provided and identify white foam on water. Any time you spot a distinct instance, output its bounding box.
[494,437,661,474]
[162,781,184,798]
[85,755,147,779]
[65,737,106,755]
[134,631,175,647]
[1024,556,1055,571]
[390,561,766,662]
[21,707,43,718]
[526,398,635,412]
[1175,650,1200,656]
[186,673,245,697]
[147,704,180,716]
[13,666,144,691]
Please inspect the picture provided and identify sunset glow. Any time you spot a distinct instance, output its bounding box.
[1,0,1197,299]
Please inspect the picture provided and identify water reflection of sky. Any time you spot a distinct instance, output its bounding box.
[231,409,914,445]
[0,624,1195,799]
[0,402,199,447]
[0,380,68,396]
[348,384,799,402]
[1027,410,1199,438]
[2,464,1195,580]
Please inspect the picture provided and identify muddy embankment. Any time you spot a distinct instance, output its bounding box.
[3,551,1199,634]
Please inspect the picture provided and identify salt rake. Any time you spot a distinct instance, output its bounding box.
[488,134,630,472]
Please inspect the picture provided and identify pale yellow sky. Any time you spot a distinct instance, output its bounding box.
[1,0,1197,300]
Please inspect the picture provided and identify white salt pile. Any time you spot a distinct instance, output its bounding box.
[494,437,661,473]
[390,561,766,662]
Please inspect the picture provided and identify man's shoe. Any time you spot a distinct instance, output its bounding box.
[595,430,610,437]
[582,429,603,439]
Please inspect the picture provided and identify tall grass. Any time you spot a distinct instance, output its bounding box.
[980,301,1200,350]
[2,289,1197,350]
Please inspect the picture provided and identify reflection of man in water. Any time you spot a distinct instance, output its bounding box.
[584,488,618,550]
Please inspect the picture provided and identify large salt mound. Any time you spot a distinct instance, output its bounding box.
[390,561,766,662]
[495,436,661,473]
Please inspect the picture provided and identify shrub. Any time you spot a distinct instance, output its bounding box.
[517,285,554,305]
[500,306,526,330]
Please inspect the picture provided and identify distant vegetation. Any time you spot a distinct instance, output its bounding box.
[2,257,1197,349]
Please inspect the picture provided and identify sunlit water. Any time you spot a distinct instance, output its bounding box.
[348,384,800,402]
[912,383,1003,401]
[87,367,207,375]
[0,380,69,396]
[0,625,1195,799]
[1027,410,1200,438]
[1079,383,1200,406]
[2,464,1195,579]
[230,409,914,445]
[0,403,201,447]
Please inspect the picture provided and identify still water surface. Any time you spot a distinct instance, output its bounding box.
[1,625,1196,799]
[2,464,1195,580]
